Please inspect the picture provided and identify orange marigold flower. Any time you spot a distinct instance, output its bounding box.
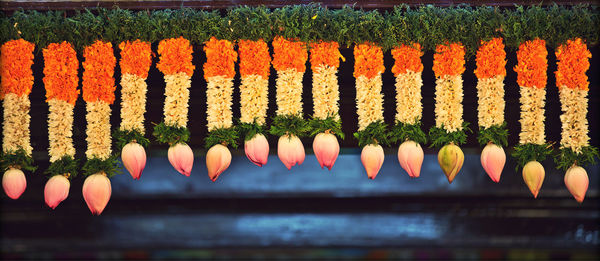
[0,39,35,99]
[474,38,506,79]
[238,39,271,78]
[272,36,308,72]
[514,39,548,89]
[119,40,153,79]
[353,42,385,79]
[310,41,341,70]
[203,37,237,79]
[43,41,79,105]
[432,42,466,77]
[82,40,116,104]
[391,43,423,76]
[156,37,195,76]
[555,38,591,91]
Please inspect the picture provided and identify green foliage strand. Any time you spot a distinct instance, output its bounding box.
[353,121,390,148]
[554,146,599,171]
[389,121,427,145]
[511,143,554,171]
[477,122,509,147]
[152,122,190,145]
[429,122,471,148]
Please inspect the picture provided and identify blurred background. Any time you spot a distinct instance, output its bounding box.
[1,0,599,260]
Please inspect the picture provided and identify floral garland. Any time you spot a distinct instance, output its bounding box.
[512,38,551,198]
[81,40,117,215]
[474,38,508,183]
[390,43,426,178]
[116,40,153,180]
[42,41,79,209]
[268,36,309,170]
[309,41,344,171]
[553,38,597,203]
[429,42,468,184]
[238,39,271,167]
[153,37,195,177]
[203,37,238,181]
[0,39,35,200]
[353,42,386,179]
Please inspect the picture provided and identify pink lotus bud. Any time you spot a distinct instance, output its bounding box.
[522,161,545,198]
[480,143,506,183]
[244,134,269,167]
[168,143,194,176]
[397,140,424,178]
[2,168,26,200]
[438,143,464,183]
[564,166,589,203]
[44,175,70,209]
[121,142,146,180]
[206,144,232,182]
[82,173,112,215]
[361,144,384,179]
[313,132,340,170]
[277,134,305,170]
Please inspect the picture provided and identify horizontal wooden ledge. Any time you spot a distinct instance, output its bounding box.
[1,0,597,11]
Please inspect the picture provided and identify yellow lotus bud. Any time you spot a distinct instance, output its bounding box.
[522,161,545,198]
[437,143,464,183]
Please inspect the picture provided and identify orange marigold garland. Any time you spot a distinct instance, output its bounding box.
[153,37,195,177]
[430,42,468,184]
[353,42,386,179]
[512,38,551,199]
[1,39,35,200]
[269,36,309,171]
[554,38,597,203]
[309,41,344,171]
[203,37,238,181]
[81,40,117,215]
[474,38,508,183]
[238,39,271,167]
[390,43,426,178]
[42,41,79,209]
[116,40,153,180]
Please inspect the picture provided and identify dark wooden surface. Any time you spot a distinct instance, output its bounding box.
[1,0,598,12]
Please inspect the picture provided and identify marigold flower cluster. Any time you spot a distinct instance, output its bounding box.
[514,39,547,89]
[42,41,79,105]
[157,37,195,76]
[474,38,506,79]
[391,43,424,76]
[272,36,308,73]
[353,43,385,79]
[0,39,35,99]
[555,38,591,91]
[310,41,341,69]
[82,41,116,104]
[203,37,237,79]
[238,39,271,78]
[119,40,153,79]
[432,42,465,77]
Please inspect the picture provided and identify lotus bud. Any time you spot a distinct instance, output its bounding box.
[397,140,424,178]
[168,143,194,176]
[206,144,232,182]
[244,134,269,167]
[2,168,26,200]
[564,166,588,203]
[278,134,305,170]
[313,132,340,170]
[438,143,464,183]
[361,144,385,179]
[44,175,70,209]
[82,173,112,215]
[522,161,545,198]
[121,142,146,180]
[480,143,506,183]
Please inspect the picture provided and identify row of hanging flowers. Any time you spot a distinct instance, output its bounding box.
[0,5,598,214]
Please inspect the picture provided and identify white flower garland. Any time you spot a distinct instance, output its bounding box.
[312,65,340,121]
[240,75,269,125]
[518,86,546,145]
[355,74,384,131]
[163,72,191,128]
[47,99,75,162]
[85,101,112,160]
[558,87,589,153]
[206,75,234,131]
[476,75,505,129]
[120,73,148,133]
[276,68,304,117]
[2,93,33,156]
[434,75,464,132]
[395,70,422,124]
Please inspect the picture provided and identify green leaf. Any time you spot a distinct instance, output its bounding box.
[308,116,344,139]
[269,114,311,138]
[554,146,599,171]
[353,120,389,148]
[113,129,150,151]
[152,122,190,145]
[82,156,121,178]
[389,121,427,145]
[428,122,471,148]
[477,122,508,147]
[0,149,36,173]
[45,156,79,178]
[511,143,554,171]
[237,120,266,141]
[205,127,239,149]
